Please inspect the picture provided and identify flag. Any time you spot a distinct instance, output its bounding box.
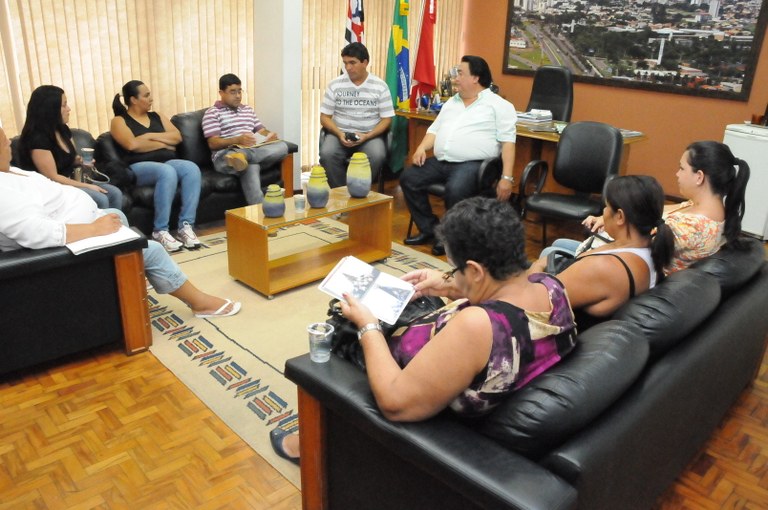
[410,0,437,108]
[345,0,365,44]
[385,0,410,173]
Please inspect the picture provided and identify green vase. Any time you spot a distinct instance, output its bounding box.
[262,184,285,217]
[307,166,330,208]
[347,152,371,198]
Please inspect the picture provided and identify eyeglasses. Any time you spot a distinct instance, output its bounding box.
[449,65,460,79]
[442,267,459,281]
[227,89,243,96]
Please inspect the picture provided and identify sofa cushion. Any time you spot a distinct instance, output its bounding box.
[613,268,721,358]
[478,320,648,459]
[690,237,765,296]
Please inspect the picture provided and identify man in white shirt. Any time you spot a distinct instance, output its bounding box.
[0,127,240,318]
[319,42,395,188]
[401,55,517,256]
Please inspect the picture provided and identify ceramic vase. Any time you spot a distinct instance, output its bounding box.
[346,152,372,198]
[262,184,285,217]
[307,165,330,208]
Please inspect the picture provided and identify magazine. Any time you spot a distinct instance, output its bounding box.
[318,256,415,325]
[65,226,141,255]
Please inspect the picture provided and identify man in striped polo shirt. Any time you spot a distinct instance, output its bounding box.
[320,42,395,188]
[202,74,290,204]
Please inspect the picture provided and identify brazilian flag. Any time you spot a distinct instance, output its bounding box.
[385,0,410,173]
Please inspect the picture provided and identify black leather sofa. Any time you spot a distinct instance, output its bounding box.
[94,108,299,235]
[285,238,768,510]
[0,236,152,376]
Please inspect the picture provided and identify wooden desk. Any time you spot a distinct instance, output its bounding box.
[395,109,647,194]
[226,188,392,298]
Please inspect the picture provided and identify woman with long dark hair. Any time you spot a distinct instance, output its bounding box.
[110,80,202,252]
[17,85,123,209]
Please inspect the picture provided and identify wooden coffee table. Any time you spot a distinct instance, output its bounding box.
[226,187,393,298]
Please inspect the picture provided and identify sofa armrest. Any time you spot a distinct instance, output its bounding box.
[286,354,577,510]
[0,235,148,281]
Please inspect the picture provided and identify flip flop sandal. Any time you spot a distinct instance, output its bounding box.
[194,299,242,319]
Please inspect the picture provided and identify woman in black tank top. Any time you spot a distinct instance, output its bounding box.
[110,80,202,252]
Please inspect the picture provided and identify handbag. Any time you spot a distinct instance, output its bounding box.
[73,165,111,184]
[326,295,446,371]
[545,232,613,275]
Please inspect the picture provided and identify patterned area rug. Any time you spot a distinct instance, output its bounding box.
[147,218,448,487]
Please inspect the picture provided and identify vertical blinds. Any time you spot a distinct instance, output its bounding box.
[1,0,463,171]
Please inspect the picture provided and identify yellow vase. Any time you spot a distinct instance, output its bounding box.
[307,165,330,208]
[262,184,285,217]
[346,152,372,198]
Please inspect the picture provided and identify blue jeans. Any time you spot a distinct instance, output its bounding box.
[400,158,483,236]
[539,238,581,259]
[80,183,123,210]
[213,142,290,204]
[319,134,387,188]
[109,208,187,294]
[130,159,201,232]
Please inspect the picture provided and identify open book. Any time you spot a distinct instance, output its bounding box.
[65,226,141,255]
[318,256,415,325]
[235,131,282,148]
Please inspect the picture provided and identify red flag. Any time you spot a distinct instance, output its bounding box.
[345,0,365,44]
[410,0,436,108]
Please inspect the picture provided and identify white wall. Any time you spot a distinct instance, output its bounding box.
[253,0,303,186]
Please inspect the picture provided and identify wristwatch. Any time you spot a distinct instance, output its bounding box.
[501,175,515,183]
[357,322,383,340]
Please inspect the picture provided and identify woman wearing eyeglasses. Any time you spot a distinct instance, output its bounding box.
[270,197,576,463]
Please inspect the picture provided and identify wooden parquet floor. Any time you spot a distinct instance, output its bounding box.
[1,178,766,509]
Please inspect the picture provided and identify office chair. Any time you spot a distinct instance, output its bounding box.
[318,128,390,193]
[519,121,623,246]
[526,66,574,122]
[405,156,503,238]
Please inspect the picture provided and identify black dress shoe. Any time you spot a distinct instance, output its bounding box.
[431,242,446,256]
[404,233,434,245]
[269,427,300,465]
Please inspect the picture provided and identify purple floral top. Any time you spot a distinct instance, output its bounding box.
[388,273,576,417]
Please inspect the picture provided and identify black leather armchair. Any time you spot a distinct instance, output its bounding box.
[519,121,623,245]
[526,66,574,122]
[95,108,299,234]
[0,235,152,376]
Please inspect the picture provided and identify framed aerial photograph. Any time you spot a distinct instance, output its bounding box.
[503,0,768,101]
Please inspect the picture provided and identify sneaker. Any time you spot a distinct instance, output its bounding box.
[152,230,183,252]
[177,222,202,249]
[224,152,248,172]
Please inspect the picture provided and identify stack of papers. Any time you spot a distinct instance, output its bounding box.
[518,109,553,123]
[318,256,415,325]
[66,226,141,255]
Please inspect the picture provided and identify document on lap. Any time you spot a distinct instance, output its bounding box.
[318,256,415,325]
[234,132,281,148]
[65,226,141,255]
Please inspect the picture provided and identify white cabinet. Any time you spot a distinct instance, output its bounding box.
[723,124,768,240]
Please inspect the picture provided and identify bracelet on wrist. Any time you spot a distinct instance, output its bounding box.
[501,175,514,183]
[357,322,383,341]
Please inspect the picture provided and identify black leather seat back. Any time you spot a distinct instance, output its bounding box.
[170,109,213,169]
[691,237,766,296]
[478,320,649,459]
[526,65,574,122]
[553,121,623,194]
[613,268,720,358]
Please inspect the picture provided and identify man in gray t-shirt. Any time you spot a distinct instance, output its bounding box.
[319,42,395,188]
